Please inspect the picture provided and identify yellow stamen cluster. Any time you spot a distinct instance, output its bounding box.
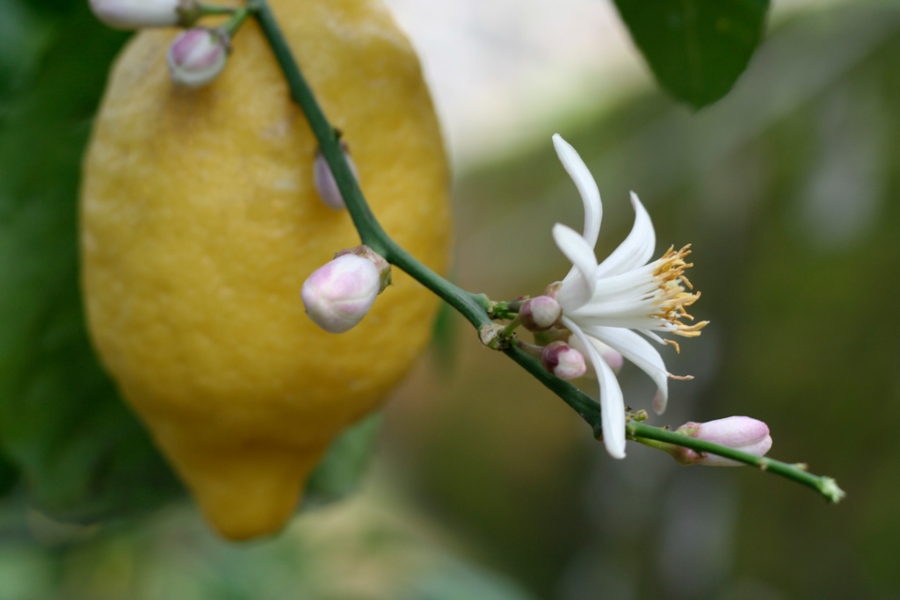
[652,245,709,338]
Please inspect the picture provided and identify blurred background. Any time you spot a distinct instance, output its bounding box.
[1,0,899,598]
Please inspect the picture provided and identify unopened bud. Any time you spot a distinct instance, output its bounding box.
[519,295,561,331]
[672,416,773,466]
[90,0,199,29]
[314,142,359,210]
[301,253,382,333]
[334,245,391,292]
[167,27,230,88]
[541,341,587,380]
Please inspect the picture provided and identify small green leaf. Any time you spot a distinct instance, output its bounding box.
[613,0,770,109]
[304,412,383,507]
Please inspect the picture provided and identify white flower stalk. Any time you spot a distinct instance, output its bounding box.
[89,0,199,30]
[548,134,707,459]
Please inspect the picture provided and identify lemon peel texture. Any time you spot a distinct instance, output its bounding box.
[80,0,449,540]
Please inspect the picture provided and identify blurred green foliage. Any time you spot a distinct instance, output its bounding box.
[0,0,898,599]
[0,0,777,531]
[614,0,770,109]
[0,0,181,522]
[417,4,900,598]
[0,492,537,600]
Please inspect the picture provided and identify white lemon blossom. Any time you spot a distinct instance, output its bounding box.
[548,134,707,459]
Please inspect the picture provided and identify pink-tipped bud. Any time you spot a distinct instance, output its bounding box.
[313,142,359,211]
[167,28,230,88]
[334,245,391,293]
[519,295,562,331]
[301,254,382,334]
[541,341,587,380]
[672,416,773,467]
[90,0,199,29]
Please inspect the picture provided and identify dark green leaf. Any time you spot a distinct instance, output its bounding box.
[613,0,770,109]
[0,2,184,522]
[0,0,56,117]
[0,450,20,498]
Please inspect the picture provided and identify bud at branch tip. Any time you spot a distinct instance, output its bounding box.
[671,416,773,467]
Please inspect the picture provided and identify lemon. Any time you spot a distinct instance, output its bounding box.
[80,0,449,540]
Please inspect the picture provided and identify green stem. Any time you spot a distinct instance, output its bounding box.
[198,3,238,16]
[249,0,844,504]
[219,6,251,37]
[629,422,845,503]
[504,345,601,425]
[251,0,489,329]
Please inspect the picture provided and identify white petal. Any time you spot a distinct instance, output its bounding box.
[564,318,626,458]
[553,223,598,310]
[582,325,670,414]
[567,334,625,376]
[585,260,660,302]
[595,192,656,279]
[567,294,664,323]
[638,329,667,345]
[553,134,602,248]
[568,315,672,333]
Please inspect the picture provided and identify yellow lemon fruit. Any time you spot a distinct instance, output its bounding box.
[80,0,449,540]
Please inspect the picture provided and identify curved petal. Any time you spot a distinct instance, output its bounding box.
[584,325,670,414]
[564,318,626,458]
[595,192,656,279]
[553,223,598,310]
[553,134,602,248]
[567,334,625,376]
[638,329,667,345]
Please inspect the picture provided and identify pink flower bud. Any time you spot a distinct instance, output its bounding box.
[541,341,587,380]
[90,0,199,30]
[301,254,381,333]
[672,416,773,467]
[519,295,562,331]
[313,143,360,211]
[334,245,391,293]
[167,28,230,88]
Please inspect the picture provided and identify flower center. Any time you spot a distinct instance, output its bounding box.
[652,244,707,339]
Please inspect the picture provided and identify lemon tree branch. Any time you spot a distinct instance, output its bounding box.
[629,422,845,502]
[251,0,488,330]
[250,0,843,504]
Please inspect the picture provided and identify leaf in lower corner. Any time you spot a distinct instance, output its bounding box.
[303,412,384,508]
[613,0,770,109]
